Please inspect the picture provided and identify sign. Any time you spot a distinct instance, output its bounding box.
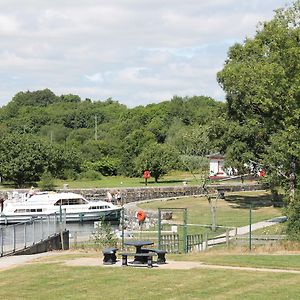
[143,170,150,179]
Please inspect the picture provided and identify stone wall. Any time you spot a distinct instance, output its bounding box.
[0,184,264,204]
[58,184,264,203]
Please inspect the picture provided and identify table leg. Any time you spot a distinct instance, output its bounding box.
[122,255,128,266]
[147,255,153,268]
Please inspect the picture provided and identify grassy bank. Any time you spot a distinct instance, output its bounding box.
[139,191,283,229]
[1,251,300,300]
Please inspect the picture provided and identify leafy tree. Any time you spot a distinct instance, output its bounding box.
[135,143,180,182]
[0,134,57,186]
[263,126,300,201]
[217,1,300,180]
[8,89,58,109]
[286,191,300,240]
[59,94,81,103]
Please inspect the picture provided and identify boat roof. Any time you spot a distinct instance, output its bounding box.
[6,192,117,208]
[23,192,87,204]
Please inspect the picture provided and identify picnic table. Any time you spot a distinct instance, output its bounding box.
[123,240,154,264]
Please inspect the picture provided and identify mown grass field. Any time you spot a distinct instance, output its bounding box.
[0,171,252,189]
[138,191,283,231]
[1,251,300,300]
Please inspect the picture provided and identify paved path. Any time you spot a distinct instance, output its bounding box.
[208,216,287,246]
[0,252,59,271]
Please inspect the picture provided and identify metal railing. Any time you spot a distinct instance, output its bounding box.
[0,211,66,257]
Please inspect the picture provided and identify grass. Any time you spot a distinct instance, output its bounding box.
[138,191,283,231]
[1,251,300,299]
[0,171,253,189]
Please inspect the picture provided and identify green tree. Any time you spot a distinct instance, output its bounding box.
[135,143,180,182]
[217,1,300,179]
[0,134,57,186]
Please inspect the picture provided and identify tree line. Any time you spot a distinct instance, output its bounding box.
[0,90,225,185]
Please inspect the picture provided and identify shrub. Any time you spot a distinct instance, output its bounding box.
[90,218,117,249]
[61,168,79,180]
[79,170,102,180]
[39,171,55,191]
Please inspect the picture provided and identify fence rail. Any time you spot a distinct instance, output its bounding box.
[0,212,66,257]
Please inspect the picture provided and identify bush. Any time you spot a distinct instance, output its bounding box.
[82,158,119,176]
[90,219,117,249]
[61,168,79,180]
[39,171,55,191]
[79,170,102,180]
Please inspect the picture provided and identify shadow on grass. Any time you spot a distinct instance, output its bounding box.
[225,194,284,210]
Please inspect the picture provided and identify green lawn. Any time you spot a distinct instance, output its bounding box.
[139,191,283,230]
[1,253,300,300]
[171,253,300,270]
[0,171,251,190]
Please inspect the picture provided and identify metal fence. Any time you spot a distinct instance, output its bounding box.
[0,212,66,257]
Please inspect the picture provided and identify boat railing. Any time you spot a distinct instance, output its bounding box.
[0,210,66,257]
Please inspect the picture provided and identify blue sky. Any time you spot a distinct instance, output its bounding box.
[0,0,293,107]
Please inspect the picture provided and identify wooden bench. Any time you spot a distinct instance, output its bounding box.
[119,252,157,268]
[102,247,118,265]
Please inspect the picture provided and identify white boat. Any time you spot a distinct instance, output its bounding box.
[0,191,121,224]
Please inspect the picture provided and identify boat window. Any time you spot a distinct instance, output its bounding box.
[14,209,26,213]
[15,208,44,213]
[89,205,110,210]
[54,198,87,206]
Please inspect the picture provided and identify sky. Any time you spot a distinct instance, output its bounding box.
[0,0,293,108]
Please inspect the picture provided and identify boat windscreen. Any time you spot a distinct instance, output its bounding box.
[54,198,87,206]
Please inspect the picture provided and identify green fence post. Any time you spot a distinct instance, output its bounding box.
[158,209,161,249]
[249,203,252,251]
[183,208,187,253]
[121,206,125,250]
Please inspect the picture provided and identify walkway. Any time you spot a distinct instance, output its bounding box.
[208,216,287,246]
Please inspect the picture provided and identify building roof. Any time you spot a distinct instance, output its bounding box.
[206,153,225,159]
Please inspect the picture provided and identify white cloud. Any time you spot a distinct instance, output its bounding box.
[84,73,104,83]
[0,14,20,35]
[0,0,293,107]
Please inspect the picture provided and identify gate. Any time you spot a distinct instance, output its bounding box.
[158,208,188,253]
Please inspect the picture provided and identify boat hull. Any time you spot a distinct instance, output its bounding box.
[0,208,121,225]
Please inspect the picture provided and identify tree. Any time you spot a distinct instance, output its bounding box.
[8,89,58,108]
[217,1,300,184]
[0,134,57,186]
[0,134,81,186]
[135,143,180,182]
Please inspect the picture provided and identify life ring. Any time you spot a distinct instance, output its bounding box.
[136,210,146,222]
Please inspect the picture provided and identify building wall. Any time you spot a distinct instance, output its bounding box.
[209,159,229,178]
